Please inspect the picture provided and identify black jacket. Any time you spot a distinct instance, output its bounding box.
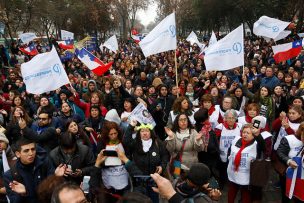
[49,143,95,183]
[105,86,131,115]
[123,125,169,175]
[277,136,304,165]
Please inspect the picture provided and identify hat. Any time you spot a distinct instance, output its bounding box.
[252,116,267,129]
[187,163,210,186]
[0,133,9,144]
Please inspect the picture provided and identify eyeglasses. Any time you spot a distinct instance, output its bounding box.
[178,118,188,122]
[38,117,48,121]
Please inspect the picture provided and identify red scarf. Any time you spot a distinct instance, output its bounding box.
[208,105,216,116]
[245,112,253,123]
[234,139,250,171]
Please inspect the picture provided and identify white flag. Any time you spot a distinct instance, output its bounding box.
[61,30,74,40]
[253,16,290,39]
[21,46,69,94]
[139,13,176,57]
[103,35,118,53]
[204,24,244,71]
[264,30,291,42]
[298,33,304,38]
[186,31,204,50]
[19,32,37,44]
[128,103,156,127]
[209,31,218,47]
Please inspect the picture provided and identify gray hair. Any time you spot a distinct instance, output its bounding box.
[224,109,238,120]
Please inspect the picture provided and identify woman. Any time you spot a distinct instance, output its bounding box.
[194,108,220,179]
[6,106,32,144]
[273,105,304,151]
[238,103,260,126]
[74,91,107,118]
[215,109,242,188]
[167,96,195,129]
[123,120,169,203]
[272,84,288,119]
[120,97,135,132]
[11,95,33,117]
[35,96,58,118]
[227,124,265,203]
[185,83,199,107]
[277,122,304,203]
[64,119,91,148]
[227,85,247,117]
[165,113,204,175]
[95,121,129,203]
[58,102,82,129]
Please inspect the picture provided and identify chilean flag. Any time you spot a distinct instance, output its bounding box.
[75,48,113,76]
[131,34,143,43]
[57,39,74,50]
[272,40,303,63]
[286,156,304,201]
[19,44,38,56]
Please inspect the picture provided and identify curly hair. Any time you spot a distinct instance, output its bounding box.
[100,121,122,145]
[172,96,193,116]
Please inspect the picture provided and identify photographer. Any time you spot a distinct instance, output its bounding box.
[151,163,222,203]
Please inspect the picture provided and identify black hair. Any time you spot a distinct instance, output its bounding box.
[172,113,194,133]
[59,132,76,150]
[15,138,35,152]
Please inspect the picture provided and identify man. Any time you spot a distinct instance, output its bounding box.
[82,80,103,103]
[49,132,95,184]
[51,182,87,203]
[22,109,59,152]
[260,66,280,89]
[151,163,222,203]
[3,138,65,203]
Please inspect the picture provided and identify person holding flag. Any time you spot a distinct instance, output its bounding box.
[277,122,304,203]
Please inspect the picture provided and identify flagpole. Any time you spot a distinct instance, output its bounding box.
[175,49,179,97]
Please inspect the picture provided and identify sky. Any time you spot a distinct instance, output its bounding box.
[137,3,157,26]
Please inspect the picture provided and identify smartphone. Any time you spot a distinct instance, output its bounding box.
[253,119,261,129]
[133,175,157,187]
[208,177,219,189]
[103,150,118,157]
[82,176,90,194]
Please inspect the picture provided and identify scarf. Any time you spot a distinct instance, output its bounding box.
[245,112,253,123]
[208,105,216,116]
[176,129,190,140]
[142,139,152,152]
[259,96,273,118]
[109,140,120,145]
[234,139,250,171]
[200,121,212,152]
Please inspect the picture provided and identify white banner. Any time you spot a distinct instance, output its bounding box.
[253,16,290,39]
[61,30,74,40]
[139,12,176,57]
[103,35,118,53]
[128,103,156,127]
[204,24,244,71]
[21,46,69,94]
[209,31,218,48]
[264,30,291,42]
[19,32,37,44]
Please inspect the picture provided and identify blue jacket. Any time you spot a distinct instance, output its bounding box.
[3,155,55,203]
[260,76,280,89]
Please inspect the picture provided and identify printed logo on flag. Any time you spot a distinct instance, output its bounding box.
[169,25,176,37]
[233,42,242,54]
[24,63,61,81]
[258,22,280,33]
[272,26,279,32]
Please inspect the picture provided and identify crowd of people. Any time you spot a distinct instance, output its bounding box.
[0,33,303,203]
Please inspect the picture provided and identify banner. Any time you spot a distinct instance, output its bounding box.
[204,24,244,71]
[19,32,37,44]
[102,35,118,53]
[209,31,218,48]
[139,12,176,57]
[253,16,290,39]
[61,30,74,40]
[128,103,156,127]
[21,46,69,94]
[264,30,291,42]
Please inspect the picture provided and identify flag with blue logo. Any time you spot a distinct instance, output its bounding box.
[204,24,244,71]
[21,46,69,94]
[139,12,176,57]
[253,16,290,39]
